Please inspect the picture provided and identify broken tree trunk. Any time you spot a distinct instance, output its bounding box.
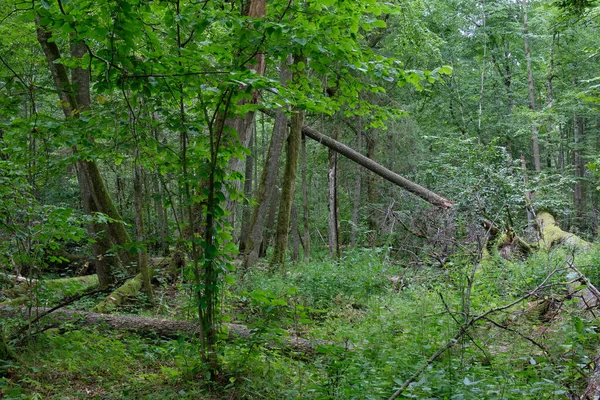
[260,110,453,209]
[536,211,591,250]
[92,274,143,313]
[0,306,333,355]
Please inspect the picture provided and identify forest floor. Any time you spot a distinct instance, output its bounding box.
[2,247,600,399]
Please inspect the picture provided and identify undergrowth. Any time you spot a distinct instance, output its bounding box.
[2,247,600,398]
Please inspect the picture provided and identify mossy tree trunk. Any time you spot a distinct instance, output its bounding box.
[271,55,305,266]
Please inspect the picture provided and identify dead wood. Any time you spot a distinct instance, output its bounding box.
[0,306,333,354]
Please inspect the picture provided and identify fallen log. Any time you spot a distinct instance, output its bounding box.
[2,274,98,300]
[92,273,143,313]
[536,212,591,250]
[260,109,453,209]
[0,306,333,354]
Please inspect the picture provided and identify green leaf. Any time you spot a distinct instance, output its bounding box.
[372,19,387,28]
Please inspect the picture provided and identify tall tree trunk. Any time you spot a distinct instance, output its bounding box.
[351,117,362,247]
[242,59,291,269]
[36,23,132,287]
[328,125,340,258]
[134,162,153,301]
[224,0,267,229]
[574,115,586,229]
[301,133,311,261]
[271,56,305,266]
[521,0,541,172]
[366,131,378,247]
[238,123,255,252]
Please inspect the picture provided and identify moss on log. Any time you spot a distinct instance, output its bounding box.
[92,274,143,313]
[536,211,591,250]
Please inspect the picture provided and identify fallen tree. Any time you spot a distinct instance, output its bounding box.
[0,305,332,354]
[260,109,453,209]
[92,273,143,313]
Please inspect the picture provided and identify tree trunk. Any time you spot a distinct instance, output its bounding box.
[36,23,133,288]
[242,59,292,269]
[574,115,586,229]
[223,0,267,229]
[366,131,378,247]
[290,206,300,262]
[328,125,340,258]
[134,163,153,302]
[0,306,335,355]
[271,92,304,265]
[260,176,281,258]
[301,133,311,261]
[521,0,541,172]
[351,117,362,247]
[238,124,255,253]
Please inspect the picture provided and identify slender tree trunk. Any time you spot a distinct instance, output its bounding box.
[242,59,291,269]
[271,56,305,266]
[328,125,340,258]
[290,206,300,262]
[521,0,541,172]
[238,123,255,252]
[366,131,378,247]
[134,162,153,301]
[351,117,362,247]
[574,115,586,229]
[301,133,311,261]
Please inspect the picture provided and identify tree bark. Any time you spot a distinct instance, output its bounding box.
[261,110,453,209]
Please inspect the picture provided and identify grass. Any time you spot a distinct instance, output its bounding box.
[2,247,600,398]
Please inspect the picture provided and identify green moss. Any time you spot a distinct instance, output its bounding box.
[537,211,591,250]
[92,274,143,313]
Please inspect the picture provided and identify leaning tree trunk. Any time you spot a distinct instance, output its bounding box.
[261,110,453,209]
